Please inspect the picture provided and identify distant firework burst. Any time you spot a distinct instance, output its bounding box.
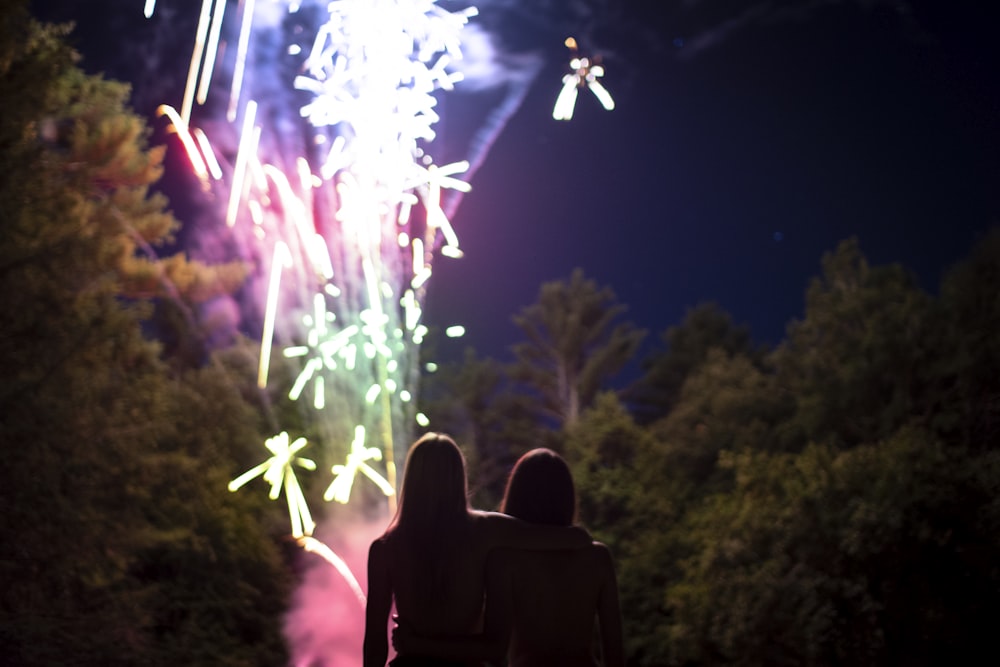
[150,0,482,528]
[142,0,613,660]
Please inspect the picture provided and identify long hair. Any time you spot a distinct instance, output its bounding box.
[392,432,469,531]
[388,433,470,601]
[500,448,577,526]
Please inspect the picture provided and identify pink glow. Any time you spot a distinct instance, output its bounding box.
[285,518,391,667]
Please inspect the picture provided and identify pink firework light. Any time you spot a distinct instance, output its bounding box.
[152,0,478,506]
[146,0,499,646]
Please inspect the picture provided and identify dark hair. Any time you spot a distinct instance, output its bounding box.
[388,433,470,602]
[500,448,576,526]
[393,432,469,532]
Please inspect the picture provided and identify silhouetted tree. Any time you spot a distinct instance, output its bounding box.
[0,7,287,664]
[627,302,764,424]
[773,238,933,450]
[511,268,645,430]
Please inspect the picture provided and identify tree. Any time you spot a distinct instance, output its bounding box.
[772,238,933,450]
[930,229,1000,449]
[511,268,645,430]
[627,302,764,424]
[665,429,1000,666]
[0,8,288,664]
[564,393,675,665]
[418,347,547,508]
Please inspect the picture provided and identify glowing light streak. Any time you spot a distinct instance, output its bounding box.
[401,289,421,331]
[324,426,394,504]
[553,79,580,121]
[228,0,256,122]
[229,432,317,538]
[262,164,324,269]
[415,413,430,427]
[410,267,431,290]
[191,128,223,180]
[589,79,615,111]
[298,536,366,606]
[196,0,228,105]
[156,105,211,186]
[227,101,259,227]
[181,0,214,123]
[445,326,465,338]
[143,0,156,19]
[258,241,292,388]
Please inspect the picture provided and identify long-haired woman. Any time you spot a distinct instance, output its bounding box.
[492,448,624,667]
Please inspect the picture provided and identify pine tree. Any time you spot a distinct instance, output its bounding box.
[511,268,645,429]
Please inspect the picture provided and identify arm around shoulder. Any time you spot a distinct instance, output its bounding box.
[477,510,591,550]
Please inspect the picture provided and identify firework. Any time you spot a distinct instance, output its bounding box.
[150,0,480,520]
[553,36,615,121]
[228,431,317,539]
[143,2,558,660]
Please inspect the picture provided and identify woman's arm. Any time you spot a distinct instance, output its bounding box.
[595,543,625,667]
[363,538,392,667]
[476,510,591,550]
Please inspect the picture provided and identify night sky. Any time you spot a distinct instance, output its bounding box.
[35,0,1000,366]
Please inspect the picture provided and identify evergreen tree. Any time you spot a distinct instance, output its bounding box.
[0,7,288,664]
[511,268,645,430]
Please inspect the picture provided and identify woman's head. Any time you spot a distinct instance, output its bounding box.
[394,432,469,530]
[501,448,576,526]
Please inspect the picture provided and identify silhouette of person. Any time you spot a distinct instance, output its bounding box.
[364,434,591,667]
[393,447,625,667]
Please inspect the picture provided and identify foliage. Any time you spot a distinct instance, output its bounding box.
[0,8,288,665]
[626,302,764,424]
[772,238,934,450]
[511,268,645,429]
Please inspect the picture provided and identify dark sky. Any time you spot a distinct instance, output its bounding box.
[427,0,999,365]
[34,0,1000,368]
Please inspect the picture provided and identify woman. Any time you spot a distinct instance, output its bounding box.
[363,434,590,667]
[394,448,625,667]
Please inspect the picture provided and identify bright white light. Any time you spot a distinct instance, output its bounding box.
[553,42,615,121]
[228,432,317,538]
[324,425,395,504]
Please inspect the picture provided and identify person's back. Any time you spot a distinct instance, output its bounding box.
[488,448,624,667]
[376,514,496,641]
[493,542,619,667]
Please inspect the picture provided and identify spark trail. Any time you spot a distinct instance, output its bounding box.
[144,1,560,662]
[150,0,480,529]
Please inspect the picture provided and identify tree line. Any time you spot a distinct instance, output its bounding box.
[422,242,1000,665]
[3,3,999,665]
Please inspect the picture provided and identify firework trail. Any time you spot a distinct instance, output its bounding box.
[155,0,479,520]
[145,0,559,661]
